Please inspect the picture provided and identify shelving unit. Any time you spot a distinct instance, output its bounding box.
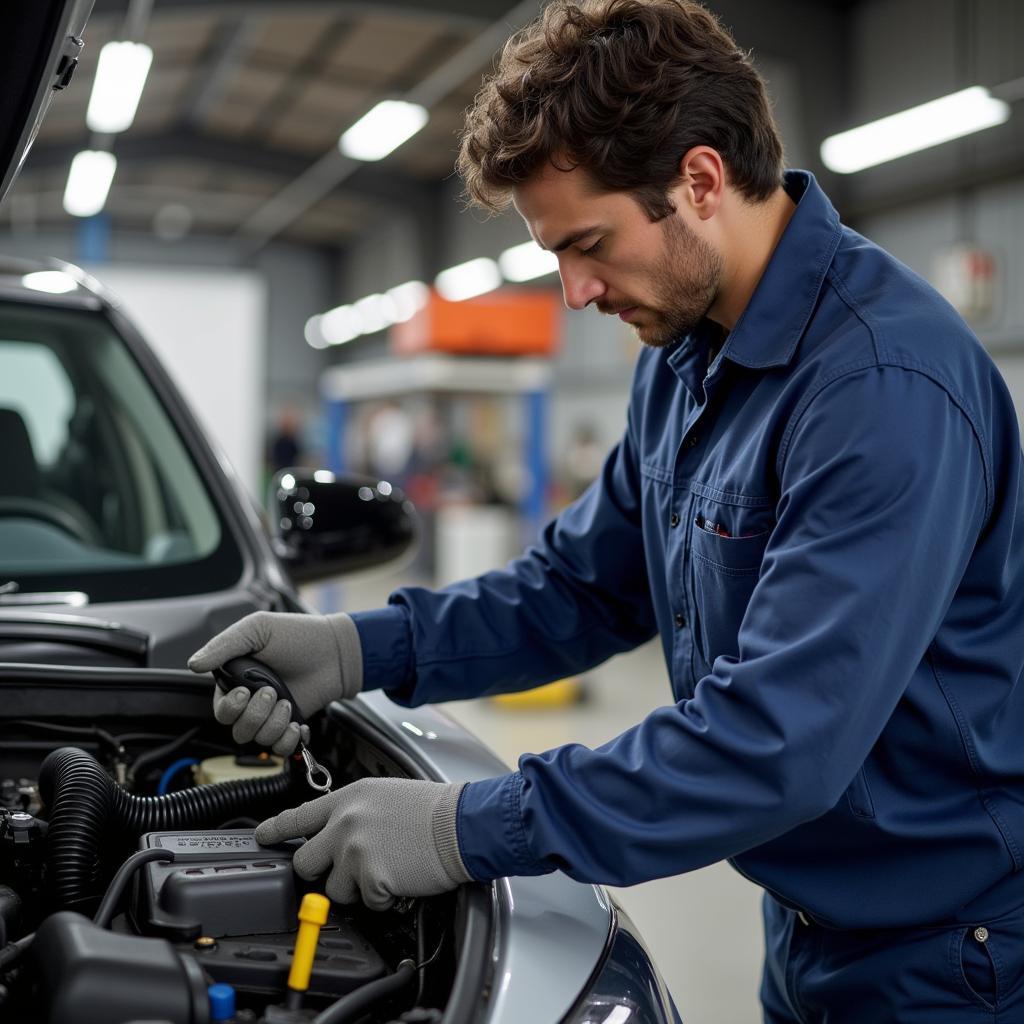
[319,354,553,538]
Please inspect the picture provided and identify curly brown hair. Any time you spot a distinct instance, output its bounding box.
[457,0,784,219]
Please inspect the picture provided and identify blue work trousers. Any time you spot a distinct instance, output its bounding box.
[761,895,1024,1022]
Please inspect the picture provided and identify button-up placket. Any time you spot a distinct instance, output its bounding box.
[663,330,723,698]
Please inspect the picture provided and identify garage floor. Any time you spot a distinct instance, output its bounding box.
[311,573,766,1024]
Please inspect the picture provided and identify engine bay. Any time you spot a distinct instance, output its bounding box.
[0,700,467,1023]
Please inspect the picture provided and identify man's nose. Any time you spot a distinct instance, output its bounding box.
[559,262,606,311]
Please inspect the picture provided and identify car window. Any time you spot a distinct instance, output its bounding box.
[0,343,74,466]
[0,301,243,602]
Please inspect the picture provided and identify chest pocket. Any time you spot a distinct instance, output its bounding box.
[690,504,772,673]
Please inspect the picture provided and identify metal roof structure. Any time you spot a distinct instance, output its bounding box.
[10,0,858,248]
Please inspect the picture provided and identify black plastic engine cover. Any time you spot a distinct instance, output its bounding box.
[134,830,299,939]
[31,911,208,1024]
[132,830,388,998]
[185,923,389,998]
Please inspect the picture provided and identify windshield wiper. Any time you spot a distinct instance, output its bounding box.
[0,611,148,662]
[0,582,89,607]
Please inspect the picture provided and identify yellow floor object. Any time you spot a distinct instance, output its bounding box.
[492,677,583,708]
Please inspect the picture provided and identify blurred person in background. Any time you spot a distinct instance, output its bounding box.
[364,402,416,481]
[267,407,303,474]
[192,2,1024,1019]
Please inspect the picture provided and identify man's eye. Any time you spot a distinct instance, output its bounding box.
[580,239,603,257]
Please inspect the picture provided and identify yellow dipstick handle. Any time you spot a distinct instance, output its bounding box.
[287,893,331,993]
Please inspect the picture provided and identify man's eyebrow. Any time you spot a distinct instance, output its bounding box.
[543,225,603,253]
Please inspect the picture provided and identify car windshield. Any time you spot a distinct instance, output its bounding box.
[0,300,243,602]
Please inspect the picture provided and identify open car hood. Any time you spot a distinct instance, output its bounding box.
[0,0,95,206]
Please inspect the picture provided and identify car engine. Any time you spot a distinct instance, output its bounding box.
[0,705,463,1024]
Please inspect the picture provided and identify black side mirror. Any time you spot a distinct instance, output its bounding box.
[269,470,417,583]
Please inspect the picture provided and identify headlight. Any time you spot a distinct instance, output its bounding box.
[564,902,680,1024]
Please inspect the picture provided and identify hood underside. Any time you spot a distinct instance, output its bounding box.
[0,0,95,207]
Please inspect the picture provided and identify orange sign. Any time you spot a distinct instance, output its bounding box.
[390,288,562,356]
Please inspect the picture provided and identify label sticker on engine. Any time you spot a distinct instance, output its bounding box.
[148,831,264,853]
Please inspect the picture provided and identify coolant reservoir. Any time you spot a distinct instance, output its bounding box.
[195,753,284,786]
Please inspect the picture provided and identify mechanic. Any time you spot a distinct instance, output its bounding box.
[190,1,1024,1019]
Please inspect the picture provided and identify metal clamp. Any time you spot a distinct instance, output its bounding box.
[299,746,332,794]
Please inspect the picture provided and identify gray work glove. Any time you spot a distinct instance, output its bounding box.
[188,610,363,756]
[255,778,471,911]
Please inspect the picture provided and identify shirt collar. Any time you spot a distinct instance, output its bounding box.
[719,170,842,370]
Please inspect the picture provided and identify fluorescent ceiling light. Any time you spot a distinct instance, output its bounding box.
[339,100,429,161]
[304,315,328,349]
[86,41,153,133]
[387,280,429,322]
[21,271,78,295]
[499,240,560,282]
[320,304,363,345]
[63,151,117,217]
[309,281,431,349]
[821,86,1011,174]
[353,293,398,334]
[435,257,501,302]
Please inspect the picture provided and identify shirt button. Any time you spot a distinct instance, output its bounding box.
[674,612,686,628]
[670,512,680,528]
[685,433,700,448]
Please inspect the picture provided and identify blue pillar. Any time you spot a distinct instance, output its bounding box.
[523,389,549,542]
[313,397,348,614]
[324,397,347,473]
[74,213,111,264]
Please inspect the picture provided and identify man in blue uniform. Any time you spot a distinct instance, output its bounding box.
[190,1,1024,1018]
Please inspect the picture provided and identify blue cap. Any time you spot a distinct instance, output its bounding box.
[208,982,236,1021]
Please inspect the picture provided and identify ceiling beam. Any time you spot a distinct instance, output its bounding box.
[89,0,504,31]
[235,0,542,250]
[23,129,443,214]
[249,20,357,136]
[25,130,306,177]
[182,17,254,127]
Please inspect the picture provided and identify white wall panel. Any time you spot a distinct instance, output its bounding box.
[88,264,267,496]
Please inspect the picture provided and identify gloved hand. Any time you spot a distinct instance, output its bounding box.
[188,611,362,756]
[254,778,471,911]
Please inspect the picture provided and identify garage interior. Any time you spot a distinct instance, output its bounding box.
[4,0,1024,1019]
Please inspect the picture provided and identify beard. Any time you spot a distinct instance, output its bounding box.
[609,215,723,349]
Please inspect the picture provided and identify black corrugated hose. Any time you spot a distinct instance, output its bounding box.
[39,746,296,911]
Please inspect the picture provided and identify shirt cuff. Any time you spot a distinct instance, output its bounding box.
[456,772,550,881]
[349,605,414,696]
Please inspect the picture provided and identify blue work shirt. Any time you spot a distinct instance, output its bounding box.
[352,171,1024,930]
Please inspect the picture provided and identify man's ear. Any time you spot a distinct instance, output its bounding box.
[676,147,725,221]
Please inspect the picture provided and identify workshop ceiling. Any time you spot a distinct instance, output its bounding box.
[10,0,856,248]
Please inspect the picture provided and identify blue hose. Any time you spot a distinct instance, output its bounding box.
[157,757,200,796]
